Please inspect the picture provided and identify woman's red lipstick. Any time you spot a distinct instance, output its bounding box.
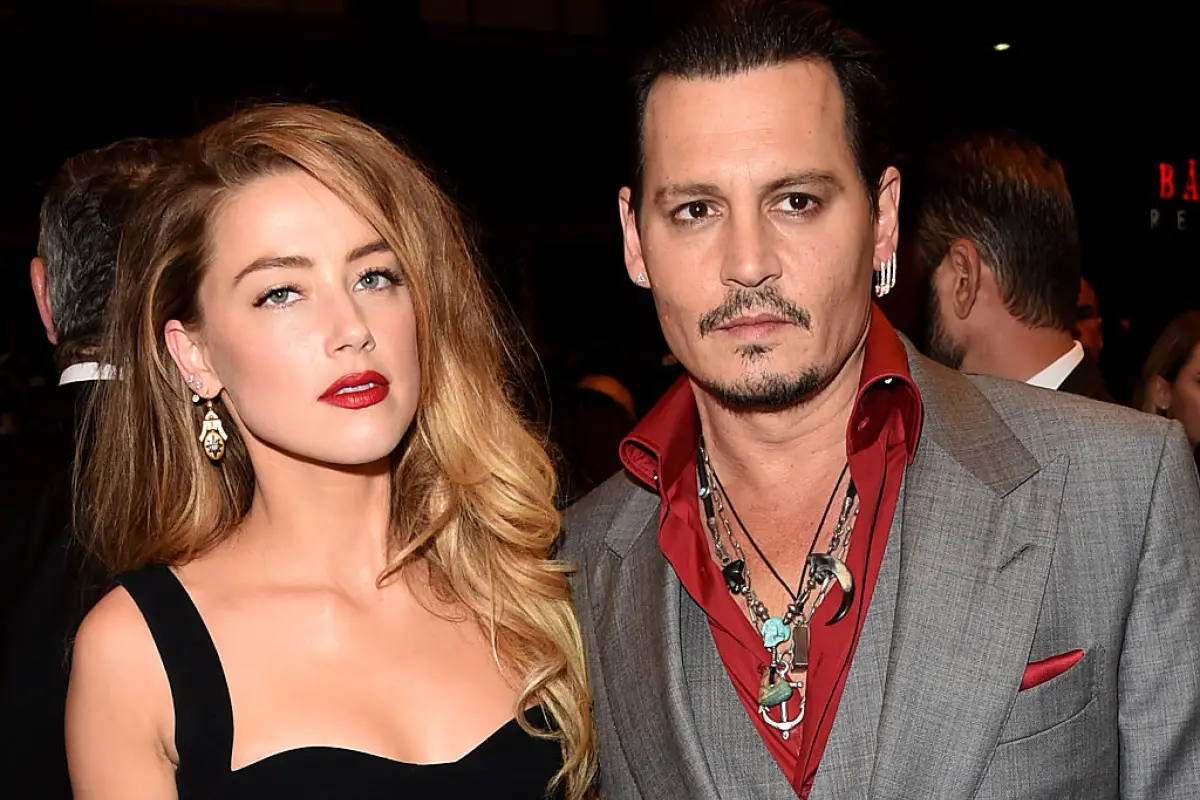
[318,371,389,409]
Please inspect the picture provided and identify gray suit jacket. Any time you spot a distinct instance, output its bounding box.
[561,349,1200,799]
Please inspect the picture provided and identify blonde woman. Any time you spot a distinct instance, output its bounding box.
[65,104,595,799]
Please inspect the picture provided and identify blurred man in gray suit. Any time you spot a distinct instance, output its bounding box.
[559,2,1200,798]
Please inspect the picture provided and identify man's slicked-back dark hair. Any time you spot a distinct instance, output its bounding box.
[911,130,1080,332]
[38,137,178,367]
[630,0,892,216]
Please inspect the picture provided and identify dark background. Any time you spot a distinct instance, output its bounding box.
[0,0,1190,412]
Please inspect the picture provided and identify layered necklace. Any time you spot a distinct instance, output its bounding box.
[696,435,859,740]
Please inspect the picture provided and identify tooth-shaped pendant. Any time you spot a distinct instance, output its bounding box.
[809,553,854,623]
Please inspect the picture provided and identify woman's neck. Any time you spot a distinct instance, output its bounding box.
[237,448,395,594]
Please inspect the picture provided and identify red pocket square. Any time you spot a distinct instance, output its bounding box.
[1020,649,1084,691]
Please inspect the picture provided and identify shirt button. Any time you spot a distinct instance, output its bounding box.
[857,417,870,431]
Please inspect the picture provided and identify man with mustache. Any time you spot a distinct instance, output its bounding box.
[559,2,1200,798]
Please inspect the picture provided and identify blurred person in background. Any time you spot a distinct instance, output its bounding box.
[0,136,177,800]
[913,131,1114,402]
[551,368,638,507]
[1076,276,1103,362]
[1134,311,1200,459]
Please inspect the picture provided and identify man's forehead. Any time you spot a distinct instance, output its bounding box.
[641,61,852,180]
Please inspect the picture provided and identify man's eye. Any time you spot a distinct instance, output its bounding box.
[777,194,818,214]
[677,201,711,221]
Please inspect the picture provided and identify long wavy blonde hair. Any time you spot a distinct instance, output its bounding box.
[77,103,595,797]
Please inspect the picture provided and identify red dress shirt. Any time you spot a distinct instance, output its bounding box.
[619,306,923,796]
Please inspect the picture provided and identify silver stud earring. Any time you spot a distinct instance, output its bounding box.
[635,272,648,285]
[874,251,897,298]
[187,374,203,404]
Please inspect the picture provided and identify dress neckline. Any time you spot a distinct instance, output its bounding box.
[232,707,553,774]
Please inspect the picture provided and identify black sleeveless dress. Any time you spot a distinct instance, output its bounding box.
[119,565,565,799]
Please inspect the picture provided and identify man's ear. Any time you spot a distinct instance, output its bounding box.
[619,187,650,289]
[30,257,57,345]
[164,320,223,399]
[872,166,901,269]
[946,239,984,321]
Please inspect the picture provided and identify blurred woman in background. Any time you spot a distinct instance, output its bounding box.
[1134,310,1200,455]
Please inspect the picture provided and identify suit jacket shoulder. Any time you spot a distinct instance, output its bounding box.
[559,471,656,564]
[907,349,1173,478]
[968,370,1172,468]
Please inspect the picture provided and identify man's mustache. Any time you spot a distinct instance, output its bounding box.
[697,286,811,336]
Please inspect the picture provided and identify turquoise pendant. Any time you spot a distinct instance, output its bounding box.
[758,668,794,708]
[761,617,791,649]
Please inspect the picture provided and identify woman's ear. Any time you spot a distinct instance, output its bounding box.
[164,320,223,399]
[1148,375,1172,415]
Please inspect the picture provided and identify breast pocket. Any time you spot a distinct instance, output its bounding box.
[997,645,1099,744]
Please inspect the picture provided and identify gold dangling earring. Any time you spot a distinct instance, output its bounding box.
[198,399,228,463]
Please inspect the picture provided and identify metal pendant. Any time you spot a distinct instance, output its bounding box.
[792,623,810,670]
[808,553,854,623]
[721,559,747,594]
[758,684,805,739]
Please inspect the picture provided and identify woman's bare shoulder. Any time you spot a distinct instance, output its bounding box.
[70,584,174,741]
[67,585,178,797]
[74,585,160,672]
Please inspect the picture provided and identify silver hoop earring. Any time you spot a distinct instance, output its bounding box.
[874,251,897,298]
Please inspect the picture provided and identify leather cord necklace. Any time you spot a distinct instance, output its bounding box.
[697,435,858,739]
[708,460,847,603]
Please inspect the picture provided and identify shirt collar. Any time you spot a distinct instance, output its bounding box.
[1025,340,1084,390]
[620,305,924,492]
[59,361,118,386]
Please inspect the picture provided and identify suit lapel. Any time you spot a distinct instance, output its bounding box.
[679,585,793,798]
[811,478,906,798]
[869,354,1068,800]
[595,492,721,798]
